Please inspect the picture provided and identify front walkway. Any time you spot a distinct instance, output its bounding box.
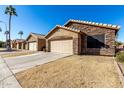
[0,57,21,88]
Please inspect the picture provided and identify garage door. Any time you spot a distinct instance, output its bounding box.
[29,42,37,51]
[50,40,73,54]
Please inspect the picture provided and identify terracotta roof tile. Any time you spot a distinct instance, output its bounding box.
[31,32,45,39]
[64,19,120,30]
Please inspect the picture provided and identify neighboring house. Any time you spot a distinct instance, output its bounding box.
[117,44,124,49]
[26,33,46,51]
[116,44,124,52]
[45,19,120,56]
[11,39,26,50]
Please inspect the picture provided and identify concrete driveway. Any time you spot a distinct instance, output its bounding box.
[4,52,70,74]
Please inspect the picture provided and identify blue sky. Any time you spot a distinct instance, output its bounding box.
[0,5,124,42]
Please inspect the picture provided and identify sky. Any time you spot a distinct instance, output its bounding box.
[0,5,124,42]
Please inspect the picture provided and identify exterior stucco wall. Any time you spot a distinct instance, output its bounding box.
[66,22,116,56]
[11,42,26,50]
[27,35,37,42]
[25,42,29,50]
[46,28,80,54]
[27,35,38,51]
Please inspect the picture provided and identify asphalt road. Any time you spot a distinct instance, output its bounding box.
[4,52,70,73]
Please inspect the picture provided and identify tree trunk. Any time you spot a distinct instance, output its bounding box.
[8,14,12,51]
[20,35,22,39]
[6,35,7,48]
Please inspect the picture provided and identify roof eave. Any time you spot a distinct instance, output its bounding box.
[64,19,120,31]
[45,25,80,39]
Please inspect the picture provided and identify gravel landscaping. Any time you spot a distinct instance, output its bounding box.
[16,55,122,88]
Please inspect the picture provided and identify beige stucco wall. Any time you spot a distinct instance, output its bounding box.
[27,35,38,51]
[27,35,37,42]
[47,28,78,39]
[27,35,46,51]
[46,28,80,54]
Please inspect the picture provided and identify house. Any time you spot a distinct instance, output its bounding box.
[45,19,120,56]
[117,44,124,49]
[116,44,124,52]
[11,39,26,50]
[26,33,46,51]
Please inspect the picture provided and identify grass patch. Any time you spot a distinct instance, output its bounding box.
[0,51,37,58]
[0,61,4,64]
[116,52,124,63]
[0,48,6,51]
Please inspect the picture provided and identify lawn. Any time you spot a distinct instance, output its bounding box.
[16,55,122,88]
[0,49,37,58]
[0,51,37,58]
[0,48,6,51]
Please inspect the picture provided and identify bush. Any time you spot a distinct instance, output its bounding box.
[116,52,124,63]
[0,41,5,48]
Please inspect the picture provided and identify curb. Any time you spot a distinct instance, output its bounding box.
[113,57,124,87]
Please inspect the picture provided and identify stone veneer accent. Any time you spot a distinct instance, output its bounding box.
[65,22,116,56]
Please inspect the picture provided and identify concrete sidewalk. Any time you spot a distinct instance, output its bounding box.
[0,57,21,88]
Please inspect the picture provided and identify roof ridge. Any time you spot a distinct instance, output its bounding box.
[64,19,120,30]
[56,25,80,32]
[45,25,80,38]
[31,32,45,36]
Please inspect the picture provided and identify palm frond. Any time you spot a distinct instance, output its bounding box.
[4,31,9,35]
[5,5,17,16]
[18,31,24,35]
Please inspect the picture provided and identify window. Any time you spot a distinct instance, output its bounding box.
[87,34,105,48]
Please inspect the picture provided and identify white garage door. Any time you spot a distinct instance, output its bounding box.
[29,42,37,51]
[50,40,73,54]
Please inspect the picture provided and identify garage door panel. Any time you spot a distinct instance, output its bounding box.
[29,42,37,51]
[50,40,73,54]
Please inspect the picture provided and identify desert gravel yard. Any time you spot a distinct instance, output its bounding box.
[16,55,122,88]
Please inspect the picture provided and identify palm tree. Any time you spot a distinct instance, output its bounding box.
[5,5,17,50]
[4,31,9,48]
[18,31,23,39]
[4,31,9,41]
[0,27,2,32]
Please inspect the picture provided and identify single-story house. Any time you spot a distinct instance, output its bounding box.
[26,33,46,51]
[45,19,120,56]
[116,44,124,52]
[11,39,26,50]
[117,44,124,49]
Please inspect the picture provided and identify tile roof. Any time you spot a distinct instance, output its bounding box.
[64,19,120,30]
[11,39,26,43]
[31,32,45,39]
[56,25,80,32]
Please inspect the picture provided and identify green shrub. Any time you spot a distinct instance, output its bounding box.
[116,52,124,63]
